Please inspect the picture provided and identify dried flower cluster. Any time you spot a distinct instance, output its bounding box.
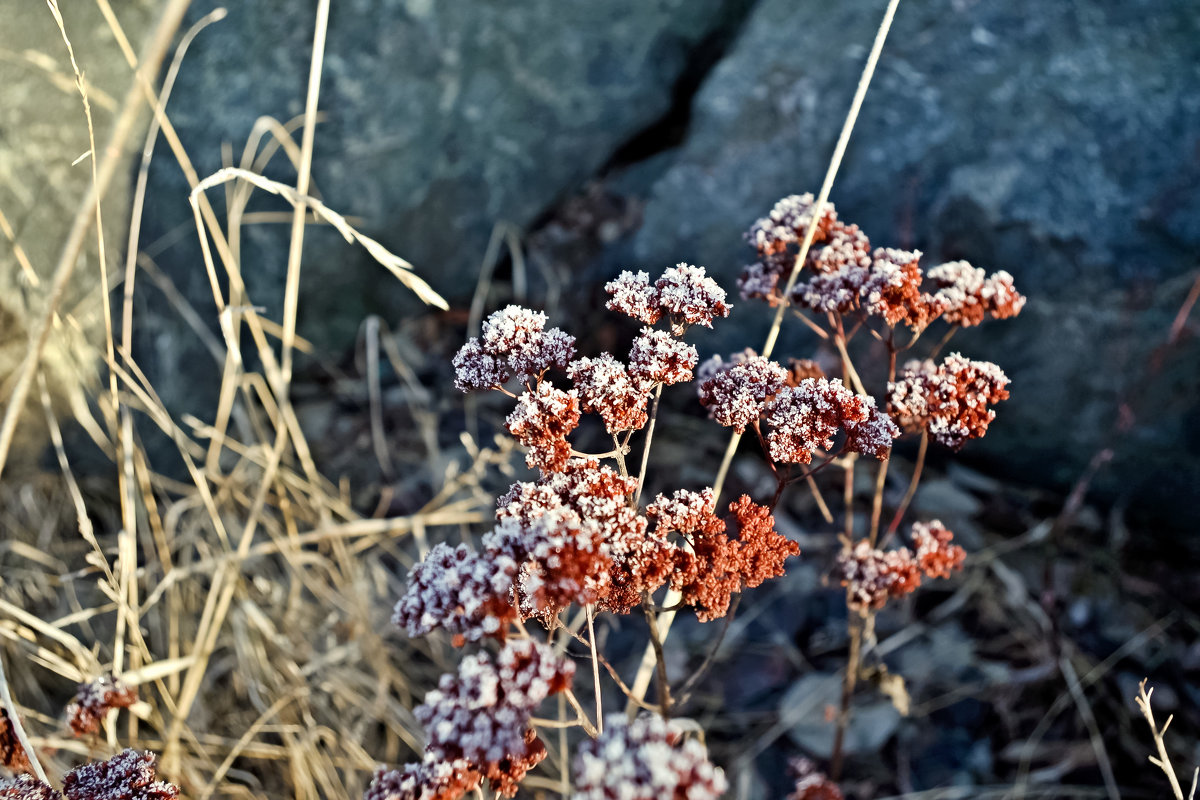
[833,521,965,612]
[764,378,900,464]
[697,351,789,433]
[739,195,1025,336]
[888,354,1011,450]
[573,715,727,800]
[2,750,180,800]
[453,305,576,391]
[505,382,580,473]
[605,264,730,330]
[66,676,137,737]
[370,640,573,800]
[786,757,844,800]
[0,710,31,775]
[568,354,650,433]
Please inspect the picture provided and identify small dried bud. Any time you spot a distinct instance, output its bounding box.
[66,676,137,737]
[392,542,518,645]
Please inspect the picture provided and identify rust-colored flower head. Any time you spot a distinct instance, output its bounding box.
[0,710,31,775]
[928,261,1026,327]
[763,378,891,464]
[627,328,697,388]
[573,714,727,800]
[746,193,839,258]
[888,354,1010,450]
[0,776,60,800]
[567,354,651,433]
[787,757,844,800]
[834,541,922,613]
[647,489,725,538]
[61,750,178,800]
[697,352,788,433]
[66,676,137,738]
[859,248,946,330]
[911,520,966,579]
[363,759,481,800]
[505,382,580,474]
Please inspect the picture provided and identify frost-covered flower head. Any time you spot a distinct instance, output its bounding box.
[505,382,580,474]
[928,261,1026,327]
[453,305,576,391]
[627,329,697,388]
[888,354,1010,450]
[391,541,518,645]
[567,354,651,434]
[763,378,897,464]
[606,264,731,331]
[697,352,789,433]
[573,714,727,800]
[61,750,178,800]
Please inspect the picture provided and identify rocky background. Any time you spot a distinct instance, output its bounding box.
[11,0,1197,528]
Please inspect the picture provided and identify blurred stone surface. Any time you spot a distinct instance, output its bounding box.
[132,0,752,450]
[621,0,1200,532]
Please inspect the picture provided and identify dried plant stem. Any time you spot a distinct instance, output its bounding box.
[640,598,673,719]
[1136,680,1189,800]
[830,611,866,781]
[586,605,603,735]
[887,430,928,536]
[632,384,664,506]
[0,653,50,785]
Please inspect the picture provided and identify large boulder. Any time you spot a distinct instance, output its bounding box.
[623,0,1200,531]
[132,0,752,442]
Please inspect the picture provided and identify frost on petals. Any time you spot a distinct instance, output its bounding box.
[834,523,965,613]
[787,757,844,800]
[505,383,580,474]
[605,270,661,325]
[697,352,788,433]
[0,709,32,775]
[627,328,697,388]
[66,675,137,737]
[888,354,1010,450]
[763,379,877,464]
[416,639,572,797]
[928,261,1026,327]
[363,759,481,800]
[858,248,945,330]
[61,749,178,800]
[452,305,575,391]
[567,354,650,433]
[0,776,60,800]
[573,714,727,800]
[392,542,518,645]
[653,263,731,329]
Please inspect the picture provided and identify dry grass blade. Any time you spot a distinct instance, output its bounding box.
[191,167,448,311]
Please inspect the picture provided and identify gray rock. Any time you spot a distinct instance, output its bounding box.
[132,0,751,447]
[626,0,1200,532]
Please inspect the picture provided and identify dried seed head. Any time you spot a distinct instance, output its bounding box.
[61,750,178,800]
[653,263,730,330]
[888,354,1010,450]
[567,354,651,433]
[0,776,60,800]
[505,382,581,474]
[66,676,137,738]
[697,353,789,433]
[627,328,697,388]
[573,714,727,800]
[605,270,661,325]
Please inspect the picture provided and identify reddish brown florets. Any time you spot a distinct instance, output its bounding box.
[764,378,882,464]
[671,496,798,622]
[567,354,651,433]
[0,776,60,800]
[647,489,724,537]
[786,757,844,800]
[392,542,519,645]
[0,710,31,775]
[842,403,901,459]
[416,639,571,794]
[505,382,580,473]
[697,353,788,433]
[452,339,510,392]
[888,354,1010,450]
[605,270,662,325]
[928,261,1026,327]
[785,358,827,385]
[911,520,966,579]
[627,329,697,388]
[740,195,847,306]
[834,541,922,613]
[574,714,727,800]
[61,750,178,800]
[859,248,945,330]
[66,676,137,737]
[653,264,731,330]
